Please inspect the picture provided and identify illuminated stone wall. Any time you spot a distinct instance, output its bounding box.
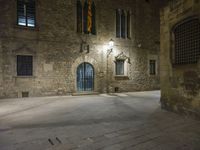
[0,0,160,98]
[160,0,200,118]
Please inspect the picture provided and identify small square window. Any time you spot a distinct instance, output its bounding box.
[149,60,156,75]
[116,60,124,75]
[17,55,33,76]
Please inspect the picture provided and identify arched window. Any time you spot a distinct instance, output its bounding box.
[116,9,131,39]
[173,18,200,64]
[77,0,96,35]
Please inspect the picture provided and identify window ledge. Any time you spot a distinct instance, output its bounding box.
[14,25,39,31]
[14,76,36,79]
[149,73,157,76]
[115,75,129,80]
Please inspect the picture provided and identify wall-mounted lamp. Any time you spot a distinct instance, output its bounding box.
[109,39,114,48]
[107,39,114,57]
[137,43,142,48]
[81,41,90,53]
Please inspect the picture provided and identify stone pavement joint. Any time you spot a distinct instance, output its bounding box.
[0,91,199,150]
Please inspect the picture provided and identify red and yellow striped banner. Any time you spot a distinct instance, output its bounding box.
[87,0,92,33]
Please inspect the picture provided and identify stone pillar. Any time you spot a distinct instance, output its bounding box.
[101,47,108,93]
[0,40,3,97]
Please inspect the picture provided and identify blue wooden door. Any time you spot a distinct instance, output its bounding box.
[77,63,94,91]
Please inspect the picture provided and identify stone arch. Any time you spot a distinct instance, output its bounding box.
[77,62,94,91]
[71,55,100,92]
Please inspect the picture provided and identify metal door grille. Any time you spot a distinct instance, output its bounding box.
[77,62,94,91]
[174,19,200,64]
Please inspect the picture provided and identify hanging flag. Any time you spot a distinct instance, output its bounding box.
[87,0,92,33]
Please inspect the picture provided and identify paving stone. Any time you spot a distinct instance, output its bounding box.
[0,91,200,150]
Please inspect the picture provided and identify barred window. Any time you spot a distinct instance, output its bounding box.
[17,0,36,27]
[17,55,33,76]
[173,19,200,64]
[149,60,156,75]
[116,60,124,75]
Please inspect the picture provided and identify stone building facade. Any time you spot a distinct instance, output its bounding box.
[0,0,160,98]
[160,0,200,118]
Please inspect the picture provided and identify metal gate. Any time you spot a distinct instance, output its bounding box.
[77,62,94,91]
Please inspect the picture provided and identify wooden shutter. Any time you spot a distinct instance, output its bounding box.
[26,0,36,27]
[17,0,26,26]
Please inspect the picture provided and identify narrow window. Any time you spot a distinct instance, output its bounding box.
[116,9,130,39]
[116,60,124,75]
[77,0,83,33]
[17,55,33,76]
[17,0,36,27]
[149,60,156,75]
[173,19,200,64]
[127,11,131,38]
[121,10,126,38]
[83,0,88,34]
[91,1,96,35]
[116,9,121,38]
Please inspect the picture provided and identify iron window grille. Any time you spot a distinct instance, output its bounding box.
[17,0,36,27]
[173,19,200,65]
[149,60,156,75]
[116,60,125,75]
[17,55,33,76]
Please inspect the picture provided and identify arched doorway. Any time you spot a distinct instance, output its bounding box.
[77,62,94,91]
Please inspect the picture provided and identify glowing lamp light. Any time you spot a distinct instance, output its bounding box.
[107,39,114,57]
[109,39,114,48]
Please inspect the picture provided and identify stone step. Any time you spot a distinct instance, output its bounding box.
[72,92,99,96]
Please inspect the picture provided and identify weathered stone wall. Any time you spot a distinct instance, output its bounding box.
[0,0,160,98]
[160,0,200,118]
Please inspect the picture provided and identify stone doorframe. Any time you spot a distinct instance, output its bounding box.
[71,55,100,93]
